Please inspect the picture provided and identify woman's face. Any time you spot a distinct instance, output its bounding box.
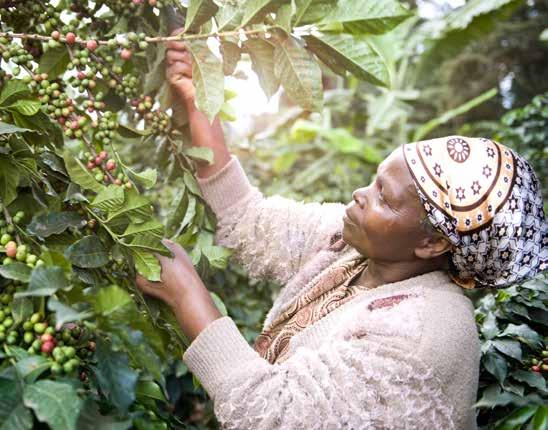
[343,147,428,262]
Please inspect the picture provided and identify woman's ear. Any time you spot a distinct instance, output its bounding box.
[414,235,452,260]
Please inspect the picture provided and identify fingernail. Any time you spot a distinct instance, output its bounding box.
[162,238,174,245]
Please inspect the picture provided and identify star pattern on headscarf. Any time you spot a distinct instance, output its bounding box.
[471,181,482,195]
[483,165,493,178]
[456,186,466,201]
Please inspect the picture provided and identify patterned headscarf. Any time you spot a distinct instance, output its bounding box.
[403,136,547,289]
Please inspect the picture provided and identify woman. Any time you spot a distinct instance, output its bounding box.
[136,38,546,429]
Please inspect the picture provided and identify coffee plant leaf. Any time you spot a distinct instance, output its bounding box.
[183,170,202,196]
[76,399,132,430]
[186,0,219,31]
[131,248,162,281]
[64,236,109,269]
[23,380,83,430]
[47,298,93,329]
[0,263,32,283]
[63,152,106,194]
[491,339,522,361]
[215,3,244,31]
[242,0,287,26]
[11,297,33,325]
[0,122,31,135]
[320,0,412,35]
[511,370,547,392]
[124,166,158,190]
[0,80,29,106]
[304,32,389,87]
[0,378,33,430]
[188,39,224,122]
[14,266,70,298]
[27,212,85,238]
[183,146,214,164]
[483,349,508,383]
[4,100,42,117]
[202,245,232,270]
[121,220,164,238]
[93,339,138,415]
[244,37,280,98]
[106,190,152,223]
[135,380,166,402]
[94,285,133,318]
[274,36,323,112]
[91,185,126,212]
[293,0,335,26]
[499,324,543,349]
[0,156,20,206]
[15,356,52,384]
[220,40,241,76]
[37,47,70,79]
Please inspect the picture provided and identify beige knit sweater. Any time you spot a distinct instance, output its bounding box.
[183,155,481,430]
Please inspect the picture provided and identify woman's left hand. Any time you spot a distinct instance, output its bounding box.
[136,239,223,342]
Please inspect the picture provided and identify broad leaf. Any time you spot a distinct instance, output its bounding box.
[274,36,323,112]
[121,220,164,237]
[293,0,334,26]
[11,297,33,325]
[245,38,280,98]
[106,189,152,223]
[304,32,389,87]
[0,156,20,206]
[0,263,32,282]
[47,298,93,329]
[220,40,241,76]
[23,380,83,430]
[188,40,224,122]
[125,167,157,189]
[132,249,161,281]
[183,146,214,164]
[511,370,547,392]
[27,212,85,237]
[0,122,31,135]
[216,4,243,30]
[64,236,109,268]
[483,350,508,383]
[15,357,51,384]
[76,399,132,430]
[242,0,286,26]
[93,339,138,414]
[91,185,126,212]
[491,339,522,361]
[320,0,412,34]
[5,100,42,116]
[186,0,219,31]
[15,266,70,298]
[202,245,232,269]
[63,152,105,194]
[135,380,166,402]
[38,47,70,78]
[94,285,133,317]
[0,80,29,105]
[0,378,33,430]
[500,323,543,348]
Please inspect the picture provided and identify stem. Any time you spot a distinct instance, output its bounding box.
[0,26,274,46]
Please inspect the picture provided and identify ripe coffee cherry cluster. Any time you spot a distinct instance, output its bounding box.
[0,38,34,76]
[530,347,548,373]
[83,149,132,188]
[0,207,43,268]
[132,95,154,116]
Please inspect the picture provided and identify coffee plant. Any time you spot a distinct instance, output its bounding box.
[0,0,414,428]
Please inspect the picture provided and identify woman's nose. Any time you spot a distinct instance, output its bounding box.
[352,188,367,209]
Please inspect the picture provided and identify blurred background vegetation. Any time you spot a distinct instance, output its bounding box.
[150,0,548,428]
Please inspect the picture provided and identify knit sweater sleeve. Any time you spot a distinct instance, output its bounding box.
[196,155,346,284]
[183,317,456,429]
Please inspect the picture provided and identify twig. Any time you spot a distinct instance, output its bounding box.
[0,26,273,45]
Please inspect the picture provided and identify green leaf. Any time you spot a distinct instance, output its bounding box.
[242,0,286,26]
[483,350,508,383]
[183,170,202,195]
[94,285,133,317]
[491,339,522,361]
[15,266,70,298]
[499,324,542,349]
[210,291,228,316]
[38,47,70,78]
[304,32,389,87]
[131,249,161,281]
[27,212,85,237]
[244,38,280,98]
[76,399,132,430]
[320,0,412,34]
[511,370,547,392]
[532,405,548,430]
[202,245,232,269]
[216,4,243,31]
[125,167,157,189]
[91,185,126,212]
[275,3,295,33]
[47,298,93,329]
[64,236,109,268]
[220,40,241,76]
[495,406,538,429]
[93,339,138,414]
[188,40,224,122]
[121,220,164,238]
[117,124,152,138]
[183,146,214,165]
[106,189,152,223]
[11,297,33,325]
[274,36,323,112]
[473,384,518,408]
[0,156,20,206]
[186,0,219,31]
[135,380,166,402]
[0,263,32,282]
[0,378,33,430]
[5,100,42,116]
[0,122,31,135]
[481,312,499,340]
[0,80,29,105]
[293,0,334,26]
[23,380,83,430]
[15,357,51,384]
[63,152,105,194]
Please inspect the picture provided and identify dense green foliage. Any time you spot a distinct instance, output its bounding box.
[0,0,546,429]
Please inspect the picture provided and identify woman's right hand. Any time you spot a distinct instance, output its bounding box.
[165,28,195,107]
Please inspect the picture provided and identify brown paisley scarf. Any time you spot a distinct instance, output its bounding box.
[253,241,369,364]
